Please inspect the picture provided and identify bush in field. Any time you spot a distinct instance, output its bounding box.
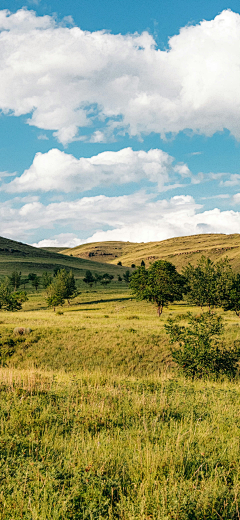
[0,278,28,311]
[165,312,240,379]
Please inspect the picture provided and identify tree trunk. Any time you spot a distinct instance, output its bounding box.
[157,304,163,317]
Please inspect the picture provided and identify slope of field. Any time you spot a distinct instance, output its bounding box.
[0,236,124,279]
[61,241,135,263]
[62,233,240,271]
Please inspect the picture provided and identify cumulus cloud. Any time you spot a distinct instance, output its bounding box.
[4,147,189,193]
[0,9,240,143]
[1,191,240,245]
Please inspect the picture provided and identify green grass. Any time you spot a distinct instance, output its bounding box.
[0,368,240,519]
[1,287,240,518]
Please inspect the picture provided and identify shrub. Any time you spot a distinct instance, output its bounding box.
[165,312,240,379]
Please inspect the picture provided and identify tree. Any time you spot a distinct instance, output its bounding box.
[9,271,21,291]
[221,272,240,317]
[130,260,185,316]
[83,270,95,288]
[131,264,136,268]
[141,260,145,267]
[0,278,28,311]
[28,273,41,291]
[46,269,77,310]
[32,275,41,292]
[165,312,240,379]
[41,271,53,289]
[183,256,233,310]
[117,261,122,266]
[118,275,123,282]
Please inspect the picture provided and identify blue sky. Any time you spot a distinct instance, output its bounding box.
[0,0,240,246]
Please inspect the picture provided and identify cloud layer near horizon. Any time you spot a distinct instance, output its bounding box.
[0,8,240,143]
[1,192,240,247]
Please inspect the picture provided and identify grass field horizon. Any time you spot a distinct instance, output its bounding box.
[1,240,240,518]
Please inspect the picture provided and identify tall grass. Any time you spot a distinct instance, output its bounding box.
[1,289,240,518]
[0,368,240,519]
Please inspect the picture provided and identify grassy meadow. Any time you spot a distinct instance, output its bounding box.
[0,281,240,518]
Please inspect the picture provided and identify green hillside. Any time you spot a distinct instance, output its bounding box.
[0,236,124,279]
[62,233,240,271]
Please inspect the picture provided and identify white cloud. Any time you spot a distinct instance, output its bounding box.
[1,191,240,245]
[0,9,239,143]
[4,147,189,193]
[32,233,82,248]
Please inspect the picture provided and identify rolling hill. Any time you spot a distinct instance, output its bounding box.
[0,236,124,279]
[61,233,240,272]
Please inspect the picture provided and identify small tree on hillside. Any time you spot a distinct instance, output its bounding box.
[141,260,145,267]
[130,260,185,316]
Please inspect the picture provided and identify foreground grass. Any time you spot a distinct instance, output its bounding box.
[0,368,240,519]
[1,289,240,518]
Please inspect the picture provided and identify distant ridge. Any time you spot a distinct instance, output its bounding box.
[61,234,240,272]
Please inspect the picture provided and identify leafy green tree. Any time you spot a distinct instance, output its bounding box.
[9,271,22,291]
[0,278,28,311]
[64,270,77,304]
[118,275,123,282]
[183,256,233,309]
[130,260,185,316]
[41,271,53,289]
[131,264,136,269]
[165,312,240,379]
[46,269,77,310]
[221,272,240,317]
[141,260,145,267]
[117,261,122,266]
[83,270,95,288]
[32,275,41,292]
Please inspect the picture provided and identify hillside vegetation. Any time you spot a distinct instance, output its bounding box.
[62,233,240,271]
[0,236,124,279]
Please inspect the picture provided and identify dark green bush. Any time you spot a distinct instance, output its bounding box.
[165,312,240,379]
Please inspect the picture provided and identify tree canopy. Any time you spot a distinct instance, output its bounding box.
[130,260,185,316]
[46,269,77,310]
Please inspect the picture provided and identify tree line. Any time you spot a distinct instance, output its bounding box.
[129,255,240,317]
